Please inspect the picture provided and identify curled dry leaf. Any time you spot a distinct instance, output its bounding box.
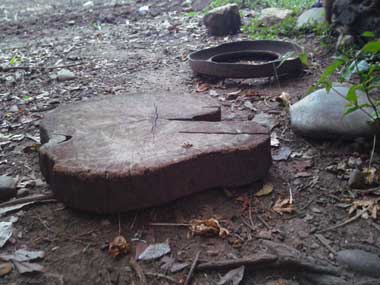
[362,167,379,185]
[348,198,380,219]
[190,218,229,238]
[272,198,295,215]
[196,83,210,93]
[108,235,129,257]
[276,92,291,108]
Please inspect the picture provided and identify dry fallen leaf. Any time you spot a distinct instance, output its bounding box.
[272,198,295,215]
[362,167,378,185]
[0,262,12,277]
[108,235,129,257]
[190,218,229,238]
[196,83,210,93]
[255,183,273,197]
[348,198,380,219]
[276,92,291,108]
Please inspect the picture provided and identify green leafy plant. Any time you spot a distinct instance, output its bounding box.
[242,16,298,40]
[314,37,380,127]
[9,54,22,66]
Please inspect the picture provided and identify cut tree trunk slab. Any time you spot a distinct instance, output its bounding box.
[39,93,271,213]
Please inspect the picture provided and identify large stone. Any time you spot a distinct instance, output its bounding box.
[290,86,376,139]
[0,176,17,201]
[296,7,325,28]
[39,93,271,213]
[203,4,241,36]
[259,8,292,26]
[336,249,380,277]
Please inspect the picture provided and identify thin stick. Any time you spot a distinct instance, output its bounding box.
[248,198,255,230]
[145,272,179,284]
[369,135,376,168]
[0,62,84,72]
[196,254,277,271]
[241,217,255,231]
[257,215,271,230]
[184,250,200,285]
[148,222,190,227]
[0,193,56,208]
[129,259,147,285]
[314,234,337,254]
[317,209,366,234]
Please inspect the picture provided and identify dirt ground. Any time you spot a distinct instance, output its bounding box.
[1,0,380,284]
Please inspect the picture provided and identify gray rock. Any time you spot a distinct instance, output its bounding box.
[272,146,292,161]
[348,169,366,188]
[290,86,375,139]
[252,112,277,130]
[192,0,212,11]
[0,176,17,201]
[336,249,380,277]
[203,4,241,36]
[296,7,325,28]
[259,8,292,26]
[56,69,76,82]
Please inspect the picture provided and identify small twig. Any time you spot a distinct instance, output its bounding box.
[272,62,281,89]
[184,251,200,285]
[241,217,256,231]
[148,222,190,227]
[248,198,255,229]
[369,135,376,168]
[146,272,179,284]
[130,214,137,230]
[130,259,147,285]
[257,215,271,230]
[0,62,84,72]
[314,234,337,254]
[196,254,277,271]
[179,131,268,135]
[0,193,56,208]
[317,209,366,233]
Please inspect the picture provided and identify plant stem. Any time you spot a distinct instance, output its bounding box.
[369,135,376,168]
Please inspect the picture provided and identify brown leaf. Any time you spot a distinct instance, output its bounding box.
[236,194,250,212]
[108,235,129,257]
[348,198,380,219]
[272,198,295,215]
[196,83,210,93]
[190,218,229,238]
[363,167,378,185]
[0,262,12,277]
[276,92,291,108]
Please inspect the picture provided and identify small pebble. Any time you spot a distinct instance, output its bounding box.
[0,175,17,201]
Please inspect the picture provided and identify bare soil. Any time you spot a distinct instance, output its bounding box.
[1,1,380,284]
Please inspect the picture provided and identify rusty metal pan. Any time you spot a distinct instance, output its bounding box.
[188,40,304,78]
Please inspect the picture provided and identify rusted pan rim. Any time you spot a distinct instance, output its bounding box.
[189,40,304,78]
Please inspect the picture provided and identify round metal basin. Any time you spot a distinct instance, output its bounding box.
[188,40,304,78]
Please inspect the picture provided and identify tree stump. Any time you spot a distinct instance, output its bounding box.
[39,93,271,213]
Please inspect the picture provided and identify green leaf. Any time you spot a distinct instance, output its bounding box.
[325,81,332,92]
[318,59,345,84]
[344,106,360,116]
[362,41,380,54]
[362,31,375,38]
[346,86,358,105]
[299,53,308,66]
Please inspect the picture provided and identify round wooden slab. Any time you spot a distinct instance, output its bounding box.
[39,93,271,213]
